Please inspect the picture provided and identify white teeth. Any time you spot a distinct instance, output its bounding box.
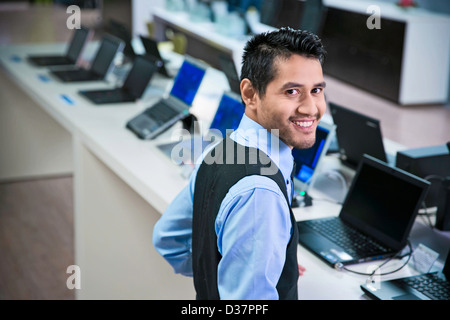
[293,120,313,127]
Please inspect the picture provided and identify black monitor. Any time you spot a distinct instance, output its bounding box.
[396,144,450,208]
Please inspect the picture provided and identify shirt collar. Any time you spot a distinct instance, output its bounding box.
[230,114,294,182]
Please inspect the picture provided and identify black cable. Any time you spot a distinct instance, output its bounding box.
[336,241,413,278]
[420,201,435,228]
[424,174,445,182]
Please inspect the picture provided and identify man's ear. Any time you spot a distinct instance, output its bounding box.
[240,78,258,111]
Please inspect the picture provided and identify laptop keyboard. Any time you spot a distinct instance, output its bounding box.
[85,89,134,103]
[144,100,181,125]
[54,69,100,81]
[303,218,389,257]
[397,273,450,300]
[29,56,72,66]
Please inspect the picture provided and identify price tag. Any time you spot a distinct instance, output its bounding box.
[410,243,439,273]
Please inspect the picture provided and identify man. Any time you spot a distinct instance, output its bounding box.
[153,27,327,299]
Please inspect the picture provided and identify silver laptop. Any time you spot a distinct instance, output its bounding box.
[126,56,208,140]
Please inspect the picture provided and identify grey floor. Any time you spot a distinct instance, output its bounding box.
[0,2,449,300]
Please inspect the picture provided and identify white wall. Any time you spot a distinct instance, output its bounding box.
[131,0,166,37]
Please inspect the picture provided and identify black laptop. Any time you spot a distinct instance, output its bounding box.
[218,54,241,94]
[139,35,173,78]
[27,27,92,67]
[78,55,158,104]
[126,56,207,140]
[361,248,450,300]
[108,19,136,61]
[51,35,124,82]
[329,102,389,168]
[297,154,430,268]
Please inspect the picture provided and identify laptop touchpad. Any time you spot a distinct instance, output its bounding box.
[393,293,422,300]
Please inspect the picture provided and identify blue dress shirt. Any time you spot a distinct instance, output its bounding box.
[153,114,295,299]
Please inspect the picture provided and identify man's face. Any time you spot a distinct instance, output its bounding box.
[249,54,326,149]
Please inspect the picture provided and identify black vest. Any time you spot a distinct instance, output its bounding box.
[192,136,299,300]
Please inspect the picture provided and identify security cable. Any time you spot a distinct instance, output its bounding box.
[334,241,413,281]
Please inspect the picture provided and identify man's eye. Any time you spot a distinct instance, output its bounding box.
[312,88,323,94]
[286,89,299,95]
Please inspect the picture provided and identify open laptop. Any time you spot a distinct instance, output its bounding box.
[329,102,391,169]
[108,19,136,61]
[297,154,430,268]
[361,248,450,300]
[292,121,336,194]
[78,55,158,105]
[50,35,124,82]
[27,27,92,67]
[126,56,208,140]
[157,91,245,164]
[218,54,241,94]
[139,35,174,78]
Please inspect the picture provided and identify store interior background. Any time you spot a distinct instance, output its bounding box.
[0,0,449,299]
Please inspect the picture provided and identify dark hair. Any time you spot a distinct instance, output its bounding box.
[240,27,326,97]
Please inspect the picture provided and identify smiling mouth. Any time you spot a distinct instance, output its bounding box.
[291,119,314,128]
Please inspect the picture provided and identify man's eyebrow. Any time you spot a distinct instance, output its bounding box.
[281,81,327,89]
[316,81,326,88]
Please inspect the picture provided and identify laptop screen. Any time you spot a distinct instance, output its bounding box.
[218,55,241,95]
[122,56,157,98]
[90,36,123,77]
[330,102,387,167]
[292,124,330,185]
[108,19,136,59]
[341,155,430,249]
[209,92,245,137]
[169,59,206,106]
[292,122,335,193]
[140,35,163,61]
[66,27,89,62]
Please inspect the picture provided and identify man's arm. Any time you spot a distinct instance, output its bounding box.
[153,182,195,277]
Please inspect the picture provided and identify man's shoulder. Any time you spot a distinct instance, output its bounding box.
[227,174,286,199]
